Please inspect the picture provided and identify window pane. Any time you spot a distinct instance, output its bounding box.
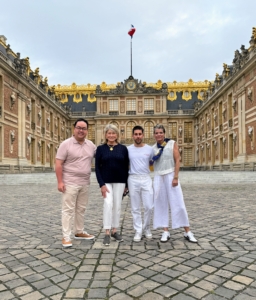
[109,99,118,111]
[144,98,154,110]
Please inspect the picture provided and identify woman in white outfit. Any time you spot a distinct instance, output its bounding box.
[151,124,197,243]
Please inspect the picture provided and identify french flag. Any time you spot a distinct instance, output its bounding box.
[128,25,136,38]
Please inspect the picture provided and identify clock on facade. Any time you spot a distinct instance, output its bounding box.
[126,80,136,91]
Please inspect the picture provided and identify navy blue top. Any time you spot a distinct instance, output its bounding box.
[95,143,129,187]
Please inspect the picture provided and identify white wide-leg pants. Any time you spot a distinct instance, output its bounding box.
[103,183,125,230]
[153,172,190,229]
[128,175,154,233]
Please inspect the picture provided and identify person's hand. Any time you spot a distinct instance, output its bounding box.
[123,187,129,196]
[58,182,66,193]
[101,185,110,198]
[172,178,178,187]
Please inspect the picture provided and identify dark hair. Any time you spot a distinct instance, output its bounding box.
[73,118,89,128]
[153,124,165,133]
[132,125,144,134]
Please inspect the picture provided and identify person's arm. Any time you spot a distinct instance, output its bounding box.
[172,142,180,187]
[55,159,65,192]
[95,146,109,198]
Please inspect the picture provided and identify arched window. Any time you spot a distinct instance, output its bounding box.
[110,121,119,129]
[144,121,154,144]
[126,121,136,141]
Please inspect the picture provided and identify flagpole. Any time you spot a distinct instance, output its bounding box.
[130,38,132,76]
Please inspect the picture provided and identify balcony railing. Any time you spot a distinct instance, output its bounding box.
[219,124,223,132]
[229,119,233,127]
[126,111,136,115]
[144,110,154,115]
[71,111,96,116]
[109,111,119,116]
[168,109,194,115]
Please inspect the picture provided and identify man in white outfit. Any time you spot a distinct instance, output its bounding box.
[128,126,154,242]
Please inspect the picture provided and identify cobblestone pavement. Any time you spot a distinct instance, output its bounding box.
[0,173,256,300]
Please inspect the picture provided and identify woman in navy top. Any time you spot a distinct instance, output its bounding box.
[95,124,129,246]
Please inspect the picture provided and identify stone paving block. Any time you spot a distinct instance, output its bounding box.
[87,288,107,299]
[151,274,172,284]
[65,288,85,298]
[214,286,237,298]
[178,273,199,284]
[0,284,7,291]
[0,290,16,300]
[223,280,245,291]
[125,274,145,284]
[112,279,134,290]
[41,285,63,296]
[139,292,164,300]
[154,285,177,297]
[93,271,111,279]
[70,279,90,288]
[233,275,254,285]
[127,285,148,297]
[185,286,209,298]
[90,280,109,288]
[20,291,44,300]
[13,285,34,296]
[31,279,52,290]
[109,292,133,300]
[167,279,188,291]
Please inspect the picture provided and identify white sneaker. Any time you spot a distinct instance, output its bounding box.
[144,228,152,239]
[133,232,142,242]
[160,231,170,243]
[184,231,198,243]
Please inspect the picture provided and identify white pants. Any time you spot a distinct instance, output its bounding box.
[62,184,90,239]
[153,172,190,229]
[103,183,125,230]
[128,175,153,233]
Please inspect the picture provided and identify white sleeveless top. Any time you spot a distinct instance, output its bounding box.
[152,140,175,175]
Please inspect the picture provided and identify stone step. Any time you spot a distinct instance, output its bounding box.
[0,171,255,185]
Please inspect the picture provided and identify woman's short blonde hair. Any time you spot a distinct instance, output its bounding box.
[103,124,119,143]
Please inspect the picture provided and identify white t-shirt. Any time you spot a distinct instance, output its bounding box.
[128,144,154,175]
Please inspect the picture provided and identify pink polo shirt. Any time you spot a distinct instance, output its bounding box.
[56,136,96,185]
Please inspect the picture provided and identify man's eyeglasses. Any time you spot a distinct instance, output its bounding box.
[75,127,87,131]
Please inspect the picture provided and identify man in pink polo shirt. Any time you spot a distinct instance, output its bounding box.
[55,118,96,247]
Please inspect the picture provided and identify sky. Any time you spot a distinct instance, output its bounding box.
[0,1,255,87]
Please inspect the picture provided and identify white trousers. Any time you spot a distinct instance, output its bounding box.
[153,172,190,229]
[128,175,153,233]
[103,183,125,230]
[62,184,90,239]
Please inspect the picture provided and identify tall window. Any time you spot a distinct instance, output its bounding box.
[144,121,154,143]
[228,93,233,127]
[168,122,177,141]
[219,102,223,131]
[126,98,136,111]
[110,121,119,128]
[88,125,95,143]
[109,99,118,111]
[144,98,154,110]
[183,148,192,166]
[126,121,136,141]
[184,122,192,143]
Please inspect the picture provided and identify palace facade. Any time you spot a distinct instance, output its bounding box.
[0,27,256,173]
